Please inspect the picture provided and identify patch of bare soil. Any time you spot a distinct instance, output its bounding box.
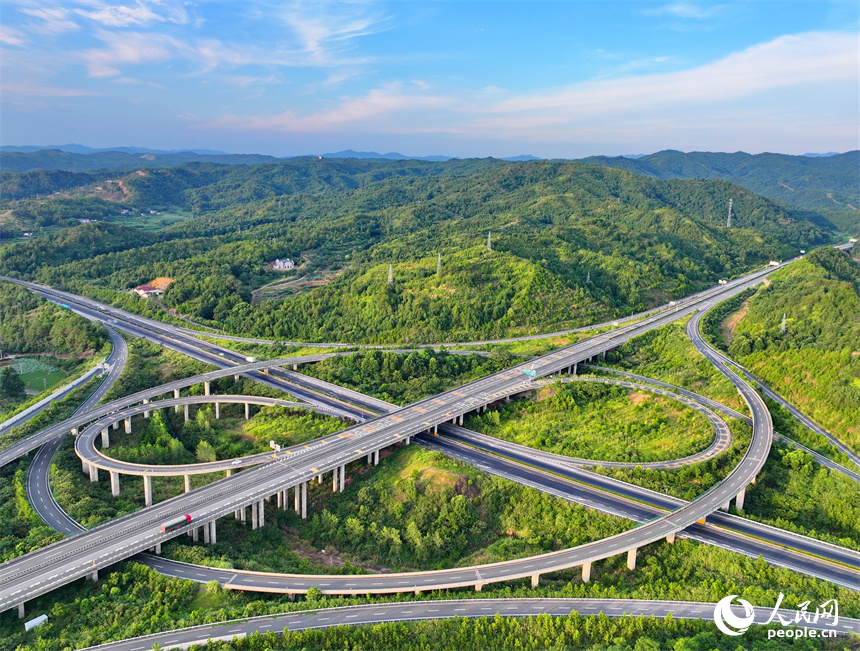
[720,300,749,344]
[628,391,649,406]
[281,531,392,573]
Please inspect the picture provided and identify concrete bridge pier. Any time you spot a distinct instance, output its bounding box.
[244,403,250,420]
[531,574,540,588]
[183,405,189,422]
[374,449,380,466]
[627,548,637,571]
[233,374,239,381]
[143,475,153,506]
[581,561,591,583]
[666,532,676,544]
[251,503,258,529]
[474,583,482,592]
[124,417,131,434]
[215,402,220,420]
[204,381,210,396]
[277,491,283,508]
[295,485,300,513]
[82,459,89,475]
[101,429,109,448]
[340,465,345,492]
[174,389,180,412]
[458,414,463,425]
[720,500,731,511]
[209,520,217,544]
[434,424,438,435]
[143,399,150,418]
[89,463,99,483]
[90,570,98,582]
[17,603,24,619]
[203,522,210,544]
[184,475,191,493]
[573,363,578,375]
[301,482,307,519]
[110,471,120,497]
[225,469,231,478]
[332,468,339,492]
[192,527,198,542]
[151,542,161,554]
[112,420,119,430]
[71,427,78,436]
[736,488,746,510]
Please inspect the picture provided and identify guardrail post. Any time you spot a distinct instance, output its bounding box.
[101,429,109,448]
[184,475,190,493]
[110,471,120,496]
[89,463,99,483]
[124,417,131,434]
[531,574,540,588]
[735,487,745,510]
[143,475,152,506]
[627,548,637,571]
[581,561,591,583]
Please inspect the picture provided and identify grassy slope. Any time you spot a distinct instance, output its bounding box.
[465,381,714,463]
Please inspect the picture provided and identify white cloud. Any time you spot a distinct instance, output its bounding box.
[0,26,28,47]
[19,6,80,34]
[642,3,727,19]
[74,1,166,27]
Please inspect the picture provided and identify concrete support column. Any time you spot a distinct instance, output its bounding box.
[720,500,731,511]
[251,502,258,529]
[203,521,210,544]
[71,427,78,436]
[474,584,482,592]
[242,403,248,420]
[736,488,746,511]
[333,468,338,492]
[17,603,24,619]
[204,381,210,396]
[405,436,410,445]
[143,475,152,506]
[184,404,189,422]
[367,453,372,465]
[184,475,190,493]
[627,548,637,571]
[340,465,345,492]
[301,482,307,519]
[89,464,99,483]
[666,532,676,544]
[374,449,380,466]
[90,571,98,582]
[233,374,239,381]
[143,399,150,418]
[458,414,463,425]
[192,527,198,542]
[112,420,119,430]
[239,506,246,522]
[174,389,180,412]
[582,562,591,583]
[295,485,300,513]
[123,417,130,434]
[209,520,216,545]
[153,542,161,554]
[215,402,220,420]
[110,471,120,497]
[258,499,264,526]
[277,491,283,508]
[225,469,231,478]
[531,574,540,588]
[101,429,109,448]
[318,474,322,484]
[434,424,438,435]
[82,458,89,475]
[573,363,578,375]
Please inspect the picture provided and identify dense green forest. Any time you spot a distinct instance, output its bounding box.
[0,159,832,343]
[0,283,107,356]
[718,247,860,450]
[583,150,860,234]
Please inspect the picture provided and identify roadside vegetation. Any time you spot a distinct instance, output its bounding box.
[465,381,715,463]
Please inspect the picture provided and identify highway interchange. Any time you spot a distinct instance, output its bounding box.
[1,250,858,644]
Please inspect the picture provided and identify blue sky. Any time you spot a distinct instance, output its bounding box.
[2,1,858,157]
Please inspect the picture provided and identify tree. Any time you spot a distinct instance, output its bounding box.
[0,366,25,398]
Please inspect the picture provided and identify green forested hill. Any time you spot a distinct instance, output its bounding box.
[725,247,860,449]
[0,158,835,343]
[582,150,860,234]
